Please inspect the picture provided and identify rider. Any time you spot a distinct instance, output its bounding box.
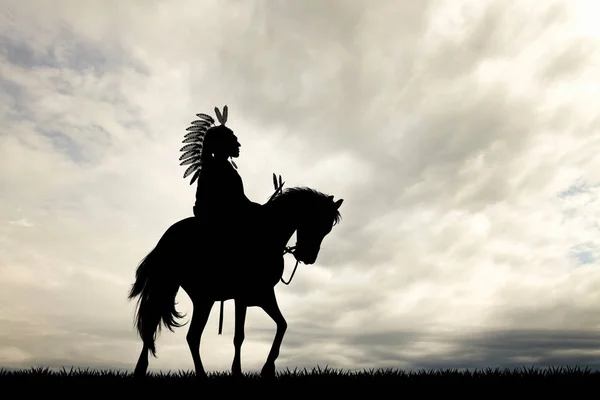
[181,106,261,252]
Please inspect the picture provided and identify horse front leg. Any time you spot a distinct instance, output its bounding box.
[259,289,287,378]
[232,298,247,377]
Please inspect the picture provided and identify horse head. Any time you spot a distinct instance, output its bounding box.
[293,193,343,265]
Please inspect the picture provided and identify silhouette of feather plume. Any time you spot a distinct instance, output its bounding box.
[186,125,207,132]
[180,144,202,152]
[190,120,211,127]
[184,131,204,140]
[180,157,200,166]
[195,113,214,124]
[183,163,201,178]
[189,169,201,185]
[182,136,204,144]
[214,107,224,124]
[179,149,200,161]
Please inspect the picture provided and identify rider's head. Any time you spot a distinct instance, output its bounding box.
[203,125,241,160]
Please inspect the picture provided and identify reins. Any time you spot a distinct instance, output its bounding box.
[281,245,300,285]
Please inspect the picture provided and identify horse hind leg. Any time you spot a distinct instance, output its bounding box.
[186,299,214,379]
[134,344,151,378]
[133,313,162,378]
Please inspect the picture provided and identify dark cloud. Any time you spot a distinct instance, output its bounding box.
[413,330,600,370]
[237,327,600,371]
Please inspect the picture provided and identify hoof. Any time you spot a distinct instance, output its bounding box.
[232,368,243,379]
[195,371,208,381]
[261,363,276,378]
[133,367,148,379]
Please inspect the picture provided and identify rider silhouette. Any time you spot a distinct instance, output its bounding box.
[180,106,260,253]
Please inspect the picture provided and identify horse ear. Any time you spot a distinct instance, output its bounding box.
[334,199,343,209]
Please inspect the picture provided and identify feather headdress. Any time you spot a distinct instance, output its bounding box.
[179,105,230,185]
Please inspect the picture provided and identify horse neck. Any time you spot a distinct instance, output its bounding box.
[264,197,299,250]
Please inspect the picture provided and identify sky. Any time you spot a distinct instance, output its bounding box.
[1,0,600,373]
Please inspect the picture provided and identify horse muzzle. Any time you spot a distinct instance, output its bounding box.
[294,245,319,265]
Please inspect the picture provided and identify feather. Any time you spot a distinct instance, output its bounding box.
[180,156,201,166]
[186,125,208,132]
[180,156,200,166]
[189,169,201,185]
[180,144,202,152]
[182,136,203,144]
[273,173,277,189]
[179,149,201,160]
[215,107,223,124]
[191,120,211,127]
[196,113,215,124]
[183,162,201,179]
[184,131,205,139]
[222,105,228,123]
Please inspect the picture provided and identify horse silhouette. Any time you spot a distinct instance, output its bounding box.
[128,186,343,378]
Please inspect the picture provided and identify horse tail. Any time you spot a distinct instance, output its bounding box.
[128,242,186,357]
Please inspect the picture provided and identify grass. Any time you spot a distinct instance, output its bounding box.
[1,365,598,393]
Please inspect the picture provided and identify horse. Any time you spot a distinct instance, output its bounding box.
[127,186,343,378]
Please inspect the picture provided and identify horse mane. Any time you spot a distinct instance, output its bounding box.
[269,186,342,225]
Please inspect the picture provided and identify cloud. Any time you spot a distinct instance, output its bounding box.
[1,0,600,373]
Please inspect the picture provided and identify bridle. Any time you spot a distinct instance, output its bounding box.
[280,245,301,285]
